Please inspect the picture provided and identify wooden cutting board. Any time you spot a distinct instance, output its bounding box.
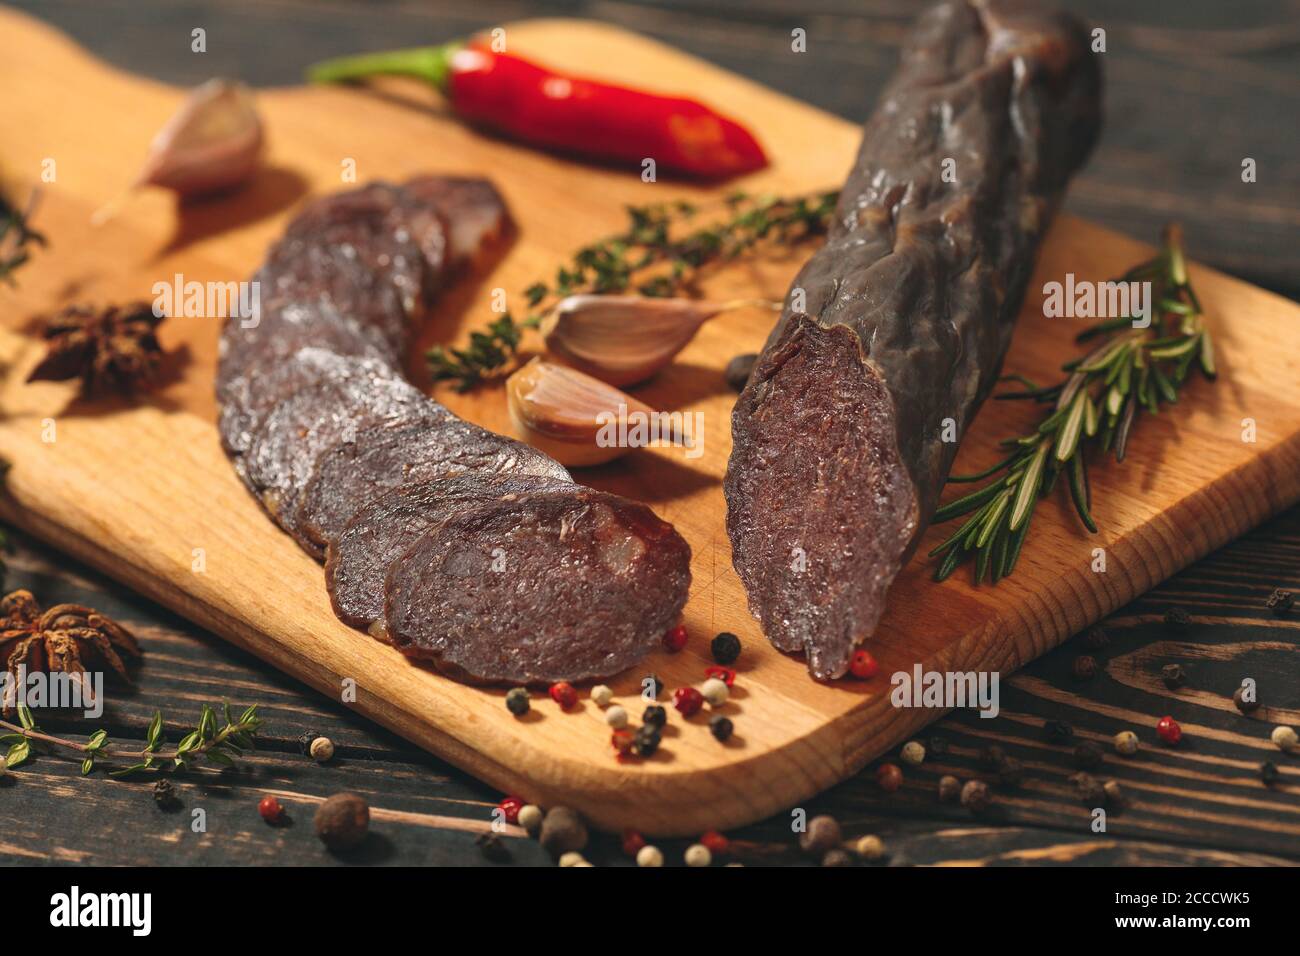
[2,7,1299,837]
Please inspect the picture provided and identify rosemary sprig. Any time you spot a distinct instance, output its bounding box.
[0,700,263,777]
[0,185,46,286]
[427,189,839,390]
[931,224,1215,584]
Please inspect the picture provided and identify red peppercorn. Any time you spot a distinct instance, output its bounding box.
[663,624,689,652]
[611,727,636,754]
[876,762,903,792]
[258,795,283,824]
[673,686,704,717]
[497,795,525,825]
[704,665,737,687]
[849,649,879,679]
[622,828,647,856]
[549,681,578,709]
[699,829,730,855]
[1156,715,1182,746]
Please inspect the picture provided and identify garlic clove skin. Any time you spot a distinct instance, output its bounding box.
[135,79,264,197]
[540,294,776,387]
[506,358,678,467]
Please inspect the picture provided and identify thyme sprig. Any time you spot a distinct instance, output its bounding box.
[0,185,46,285]
[0,700,263,777]
[931,225,1215,584]
[427,189,839,389]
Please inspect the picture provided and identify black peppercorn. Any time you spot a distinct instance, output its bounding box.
[1045,720,1074,745]
[1164,607,1191,631]
[996,756,1025,790]
[1070,771,1106,807]
[1232,686,1260,714]
[633,725,661,757]
[1072,654,1099,681]
[297,730,320,755]
[643,674,664,701]
[1266,588,1294,615]
[1260,761,1281,785]
[505,687,530,716]
[725,353,758,391]
[978,744,1007,770]
[1161,663,1187,690]
[476,831,511,863]
[927,734,950,756]
[710,631,742,665]
[643,704,667,728]
[1080,625,1110,650]
[152,779,180,810]
[710,715,734,742]
[1072,740,1105,770]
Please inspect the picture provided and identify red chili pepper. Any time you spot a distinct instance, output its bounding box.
[308,41,767,179]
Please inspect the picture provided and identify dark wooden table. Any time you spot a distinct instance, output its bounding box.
[3,0,1298,867]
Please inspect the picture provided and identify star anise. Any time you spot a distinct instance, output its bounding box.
[26,302,166,397]
[0,589,142,714]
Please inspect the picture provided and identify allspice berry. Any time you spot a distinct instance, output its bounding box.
[960,780,991,814]
[1072,654,1099,681]
[799,815,842,857]
[314,792,370,851]
[937,775,961,803]
[1070,772,1106,807]
[539,806,589,858]
[1232,686,1259,714]
[1073,741,1105,770]
[996,755,1025,790]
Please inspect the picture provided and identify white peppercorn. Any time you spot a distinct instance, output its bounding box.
[1113,730,1140,756]
[309,736,335,763]
[604,705,629,729]
[558,851,587,867]
[685,843,712,867]
[517,804,543,834]
[899,740,925,767]
[1271,725,1298,752]
[636,845,664,867]
[854,834,885,860]
[701,677,729,707]
[591,685,613,708]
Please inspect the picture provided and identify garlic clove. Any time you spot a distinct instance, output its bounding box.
[540,294,777,386]
[506,358,689,467]
[134,79,264,197]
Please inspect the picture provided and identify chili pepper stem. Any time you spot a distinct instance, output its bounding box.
[307,42,464,91]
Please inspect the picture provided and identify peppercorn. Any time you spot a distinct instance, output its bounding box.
[701,677,730,707]
[822,848,854,867]
[1233,685,1260,714]
[1073,741,1105,770]
[1266,588,1294,615]
[476,831,511,863]
[848,649,879,679]
[854,834,885,861]
[685,843,712,867]
[899,740,925,767]
[799,815,842,857]
[710,714,734,742]
[258,795,283,824]
[558,851,587,867]
[611,727,636,755]
[1044,720,1075,745]
[505,687,530,716]
[960,780,991,814]
[876,762,903,793]
[518,804,544,834]
[549,681,578,710]
[704,665,737,687]
[1113,730,1140,756]
[1161,663,1187,690]
[1156,715,1182,746]
[636,844,664,867]
[928,734,950,756]
[938,775,961,803]
[1271,725,1298,753]
[711,631,742,665]
[1081,625,1110,649]
[643,704,667,729]
[622,828,646,856]
[538,806,588,857]
[309,736,335,763]
[152,778,180,811]
[1163,607,1191,631]
[673,686,704,717]
[1102,779,1125,810]
[315,792,369,850]
[605,705,629,729]
[1070,772,1106,807]
[662,624,688,652]
[632,725,661,757]
[296,730,319,755]
[1260,761,1281,785]
[995,755,1025,790]
[700,830,730,856]
[725,352,758,391]
[643,674,664,700]
[591,684,613,708]
[497,795,525,826]
[1072,654,1099,681]
[978,744,1008,769]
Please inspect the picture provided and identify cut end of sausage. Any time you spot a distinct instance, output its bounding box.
[724,318,918,679]
[384,489,691,684]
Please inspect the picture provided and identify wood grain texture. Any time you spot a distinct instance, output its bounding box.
[1,7,1299,836]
